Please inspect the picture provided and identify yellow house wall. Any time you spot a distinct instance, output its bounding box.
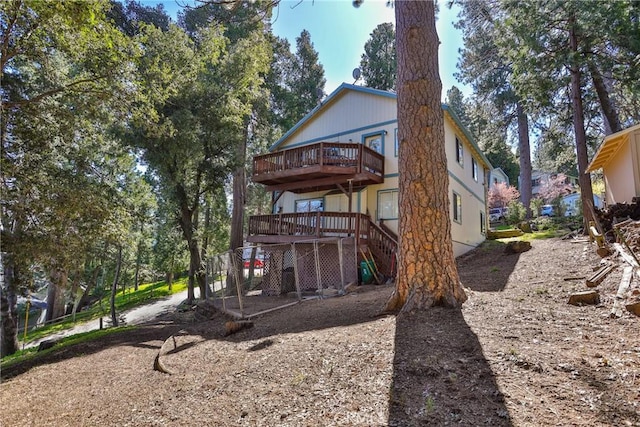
[603,133,639,204]
[272,90,488,257]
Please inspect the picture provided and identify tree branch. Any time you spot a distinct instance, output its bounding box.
[2,75,109,109]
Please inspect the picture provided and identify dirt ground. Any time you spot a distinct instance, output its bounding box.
[1,237,639,426]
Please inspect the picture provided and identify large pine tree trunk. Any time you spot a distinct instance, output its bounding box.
[386,0,466,313]
[569,13,596,231]
[588,61,621,135]
[516,102,533,217]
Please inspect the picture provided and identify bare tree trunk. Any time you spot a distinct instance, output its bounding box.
[386,0,466,313]
[228,121,249,293]
[516,102,533,217]
[134,227,142,292]
[176,183,206,302]
[1,256,19,357]
[110,245,123,327]
[588,61,621,135]
[46,269,68,322]
[76,265,101,314]
[569,13,596,231]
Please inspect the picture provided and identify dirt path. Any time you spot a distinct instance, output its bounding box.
[2,238,639,426]
[22,289,194,350]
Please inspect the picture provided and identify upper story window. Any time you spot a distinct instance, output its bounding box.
[363,131,384,154]
[455,137,463,167]
[472,157,478,182]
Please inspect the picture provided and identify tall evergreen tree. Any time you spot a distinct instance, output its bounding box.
[360,22,397,90]
[455,0,533,216]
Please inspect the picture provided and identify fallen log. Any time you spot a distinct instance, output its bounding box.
[568,290,600,306]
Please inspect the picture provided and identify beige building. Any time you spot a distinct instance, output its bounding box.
[587,124,640,205]
[248,84,493,279]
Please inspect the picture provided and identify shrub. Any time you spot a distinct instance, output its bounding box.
[506,200,527,225]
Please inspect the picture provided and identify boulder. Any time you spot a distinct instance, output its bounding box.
[504,240,532,254]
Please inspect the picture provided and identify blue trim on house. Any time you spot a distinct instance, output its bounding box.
[448,170,486,205]
[272,119,398,151]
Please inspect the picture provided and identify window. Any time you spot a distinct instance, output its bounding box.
[455,137,463,166]
[453,191,462,223]
[480,211,486,234]
[394,128,399,157]
[472,157,478,182]
[295,198,323,212]
[378,189,398,220]
[363,131,384,154]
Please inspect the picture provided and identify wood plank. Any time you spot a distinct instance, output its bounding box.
[585,263,615,288]
[611,266,635,318]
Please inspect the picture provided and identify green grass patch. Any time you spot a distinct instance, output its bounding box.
[21,277,188,343]
[2,326,136,369]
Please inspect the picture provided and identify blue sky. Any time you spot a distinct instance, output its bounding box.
[150,0,469,99]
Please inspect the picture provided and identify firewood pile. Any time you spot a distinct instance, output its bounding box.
[614,218,640,256]
[594,197,640,241]
[571,216,640,318]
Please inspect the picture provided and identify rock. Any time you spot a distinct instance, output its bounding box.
[504,241,532,254]
[626,301,640,317]
[38,339,59,352]
[518,221,532,233]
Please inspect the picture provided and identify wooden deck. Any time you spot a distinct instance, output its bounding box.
[247,211,398,277]
[252,142,384,193]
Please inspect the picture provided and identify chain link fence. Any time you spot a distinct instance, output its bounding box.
[206,237,357,319]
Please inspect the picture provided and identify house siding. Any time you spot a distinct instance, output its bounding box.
[269,85,490,257]
[603,138,636,204]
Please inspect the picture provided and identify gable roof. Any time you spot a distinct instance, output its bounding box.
[270,83,493,170]
[587,123,640,172]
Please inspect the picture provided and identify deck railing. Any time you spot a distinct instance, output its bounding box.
[252,142,384,177]
[248,211,398,277]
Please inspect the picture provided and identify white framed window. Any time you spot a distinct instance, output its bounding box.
[453,191,462,223]
[455,137,463,167]
[363,131,384,154]
[295,198,323,212]
[394,128,399,157]
[480,211,485,234]
[472,157,478,182]
[377,189,399,220]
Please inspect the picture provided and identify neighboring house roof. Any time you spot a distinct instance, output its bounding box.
[490,167,510,185]
[269,82,493,170]
[587,123,640,172]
